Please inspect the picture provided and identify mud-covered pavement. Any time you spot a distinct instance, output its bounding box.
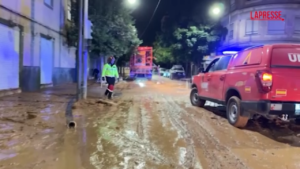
[2,76,300,169]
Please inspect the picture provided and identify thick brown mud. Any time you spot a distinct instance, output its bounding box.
[1,77,300,168]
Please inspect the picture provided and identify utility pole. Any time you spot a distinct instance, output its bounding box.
[82,0,93,99]
[82,0,88,99]
[82,47,88,99]
[76,0,83,101]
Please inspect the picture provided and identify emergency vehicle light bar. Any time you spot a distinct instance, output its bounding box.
[223,51,238,54]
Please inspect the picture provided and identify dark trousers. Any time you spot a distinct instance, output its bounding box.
[94,73,98,80]
[104,76,116,99]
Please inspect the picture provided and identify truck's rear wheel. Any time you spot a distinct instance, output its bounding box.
[226,96,249,128]
[190,87,206,107]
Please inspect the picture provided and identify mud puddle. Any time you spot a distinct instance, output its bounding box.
[89,95,202,169]
[2,77,300,168]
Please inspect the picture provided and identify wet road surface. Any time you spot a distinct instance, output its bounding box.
[1,76,300,168]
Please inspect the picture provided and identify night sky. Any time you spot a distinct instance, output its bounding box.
[132,0,214,46]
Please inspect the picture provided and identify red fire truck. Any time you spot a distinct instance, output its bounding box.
[129,46,153,80]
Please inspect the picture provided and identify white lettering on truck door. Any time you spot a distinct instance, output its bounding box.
[288,53,300,62]
[201,82,208,89]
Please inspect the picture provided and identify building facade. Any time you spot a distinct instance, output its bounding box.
[219,0,300,52]
[0,0,76,93]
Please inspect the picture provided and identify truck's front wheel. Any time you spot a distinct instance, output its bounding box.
[226,96,249,128]
[190,87,206,107]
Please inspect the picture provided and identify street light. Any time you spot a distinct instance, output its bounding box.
[208,3,224,57]
[125,0,139,11]
[127,0,137,5]
[209,3,224,18]
[212,7,221,15]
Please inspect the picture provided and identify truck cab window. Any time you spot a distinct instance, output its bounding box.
[146,51,150,58]
[214,56,232,71]
[136,55,142,63]
[205,58,220,72]
[208,62,217,72]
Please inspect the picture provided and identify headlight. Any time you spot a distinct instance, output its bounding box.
[138,82,145,87]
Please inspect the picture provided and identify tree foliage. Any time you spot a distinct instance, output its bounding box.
[153,1,228,67]
[173,24,227,63]
[153,35,174,65]
[66,0,142,59]
[154,22,227,67]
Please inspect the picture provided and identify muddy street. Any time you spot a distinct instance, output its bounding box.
[1,76,300,169]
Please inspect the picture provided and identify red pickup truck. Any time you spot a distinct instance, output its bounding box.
[190,44,300,128]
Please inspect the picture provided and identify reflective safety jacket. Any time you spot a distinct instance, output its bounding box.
[102,63,119,78]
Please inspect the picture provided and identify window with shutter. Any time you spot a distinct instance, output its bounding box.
[295,17,300,34]
[245,20,258,35]
[253,20,258,33]
[267,17,285,34]
[245,20,252,34]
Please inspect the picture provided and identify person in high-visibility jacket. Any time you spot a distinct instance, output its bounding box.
[102,56,119,99]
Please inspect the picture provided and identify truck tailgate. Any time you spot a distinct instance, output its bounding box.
[270,69,300,101]
[270,46,300,102]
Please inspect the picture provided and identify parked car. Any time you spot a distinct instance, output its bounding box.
[164,69,170,77]
[159,68,167,76]
[169,65,185,79]
[190,44,300,128]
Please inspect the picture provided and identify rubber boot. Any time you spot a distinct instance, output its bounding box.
[104,89,109,96]
[108,92,113,99]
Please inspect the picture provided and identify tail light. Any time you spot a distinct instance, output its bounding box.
[255,70,273,93]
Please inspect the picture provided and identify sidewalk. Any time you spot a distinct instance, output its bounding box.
[0,84,71,155]
[0,81,110,131]
[0,82,110,164]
